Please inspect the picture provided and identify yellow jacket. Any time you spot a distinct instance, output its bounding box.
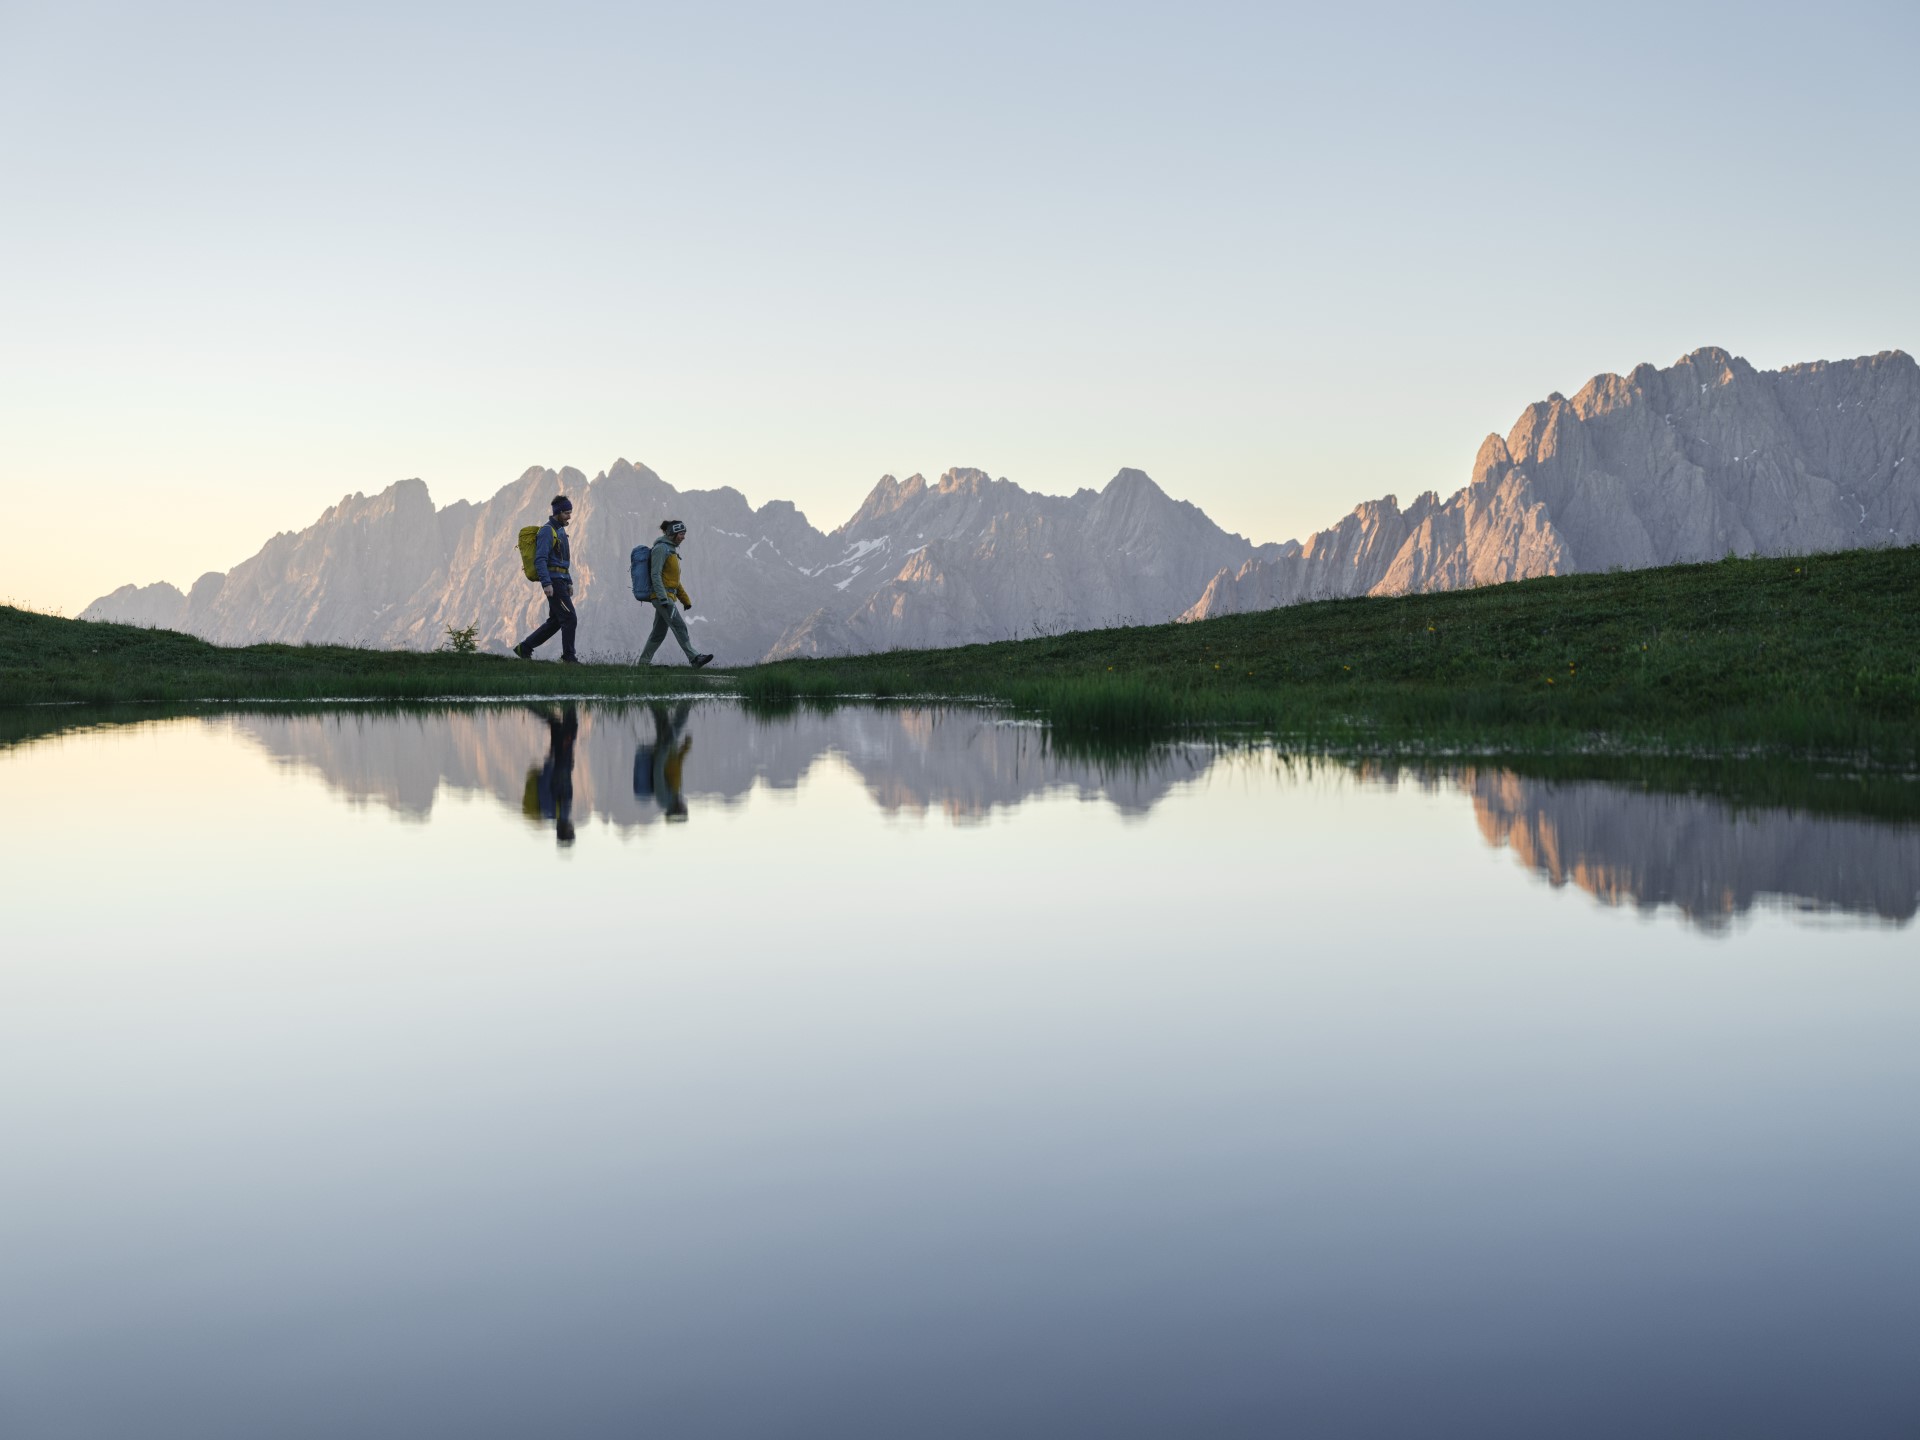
[664,738,690,795]
[652,541,692,608]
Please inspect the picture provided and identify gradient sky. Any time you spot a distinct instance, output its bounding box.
[3,0,1915,615]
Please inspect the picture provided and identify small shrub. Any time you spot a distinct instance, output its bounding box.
[443,624,480,655]
[1009,675,1186,740]
[735,669,799,704]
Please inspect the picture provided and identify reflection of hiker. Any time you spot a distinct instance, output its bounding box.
[633,519,714,668]
[633,701,693,821]
[530,702,579,845]
[515,495,581,664]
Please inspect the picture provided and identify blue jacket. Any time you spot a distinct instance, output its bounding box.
[535,521,572,588]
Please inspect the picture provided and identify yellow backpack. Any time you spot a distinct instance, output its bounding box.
[517,526,543,582]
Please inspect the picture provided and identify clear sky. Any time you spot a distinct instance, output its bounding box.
[3,0,1915,615]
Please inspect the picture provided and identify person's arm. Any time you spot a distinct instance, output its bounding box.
[534,525,555,592]
[649,542,668,600]
[674,577,692,609]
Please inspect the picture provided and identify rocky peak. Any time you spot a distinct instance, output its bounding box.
[1570,369,1647,419]
[599,458,669,487]
[1678,344,1740,370]
[1103,467,1165,498]
[934,468,992,495]
[752,497,810,529]
[1089,468,1182,534]
[839,473,929,533]
[1472,433,1513,484]
[1506,395,1576,466]
[316,476,439,528]
[1671,345,1755,393]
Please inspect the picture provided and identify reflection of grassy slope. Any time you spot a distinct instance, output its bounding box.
[1360,753,1920,827]
[0,696,699,755]
[737,548,1920,759]
[0,607,714,709]
[0,702,180,751]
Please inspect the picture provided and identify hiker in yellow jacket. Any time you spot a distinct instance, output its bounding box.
[639,519,714,668]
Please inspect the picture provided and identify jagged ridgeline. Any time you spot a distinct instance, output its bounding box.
[85,347,1919,664]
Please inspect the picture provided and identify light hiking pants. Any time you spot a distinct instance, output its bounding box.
[640,599,697,663]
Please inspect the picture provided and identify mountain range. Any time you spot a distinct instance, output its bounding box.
[83,346,1918,662]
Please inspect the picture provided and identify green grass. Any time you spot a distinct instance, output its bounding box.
[0,607,722,708]
[8,546,1920,761]
[729,547,1920,760]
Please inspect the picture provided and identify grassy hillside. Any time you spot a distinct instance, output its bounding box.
[7,547,1918,758]
[737,547,1920,758]
[0,607,712,707]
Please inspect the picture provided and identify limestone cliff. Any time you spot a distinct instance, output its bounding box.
[1184,347,1918,619]
[763,467,1264,658]
[82,461,1259,664]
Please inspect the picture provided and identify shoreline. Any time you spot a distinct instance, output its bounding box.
[6,546,1918,763]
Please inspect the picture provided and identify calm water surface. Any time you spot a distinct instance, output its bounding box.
[2,703,1916,1439]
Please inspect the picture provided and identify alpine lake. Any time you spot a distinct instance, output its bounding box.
[2,700,1916,1439]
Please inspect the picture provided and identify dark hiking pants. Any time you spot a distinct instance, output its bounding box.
[521,587,578,659]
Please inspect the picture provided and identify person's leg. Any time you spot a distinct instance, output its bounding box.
[665,605,699,662]
[555,590,578,660]
[639,600,672,662]
[518,592,566,655]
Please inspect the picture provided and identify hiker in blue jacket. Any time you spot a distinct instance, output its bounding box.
[515,496,580,663]
[530,702,579,845]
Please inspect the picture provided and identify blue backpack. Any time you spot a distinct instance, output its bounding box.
[629,543,654,600]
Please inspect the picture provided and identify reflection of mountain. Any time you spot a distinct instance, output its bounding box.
[1454,769,1920,929]
[214,705,1920,926]
[224,703,1214,826]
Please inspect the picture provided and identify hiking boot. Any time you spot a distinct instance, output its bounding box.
[691,653,715,669]
[512,643,532,660]
[560,655,583,665]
